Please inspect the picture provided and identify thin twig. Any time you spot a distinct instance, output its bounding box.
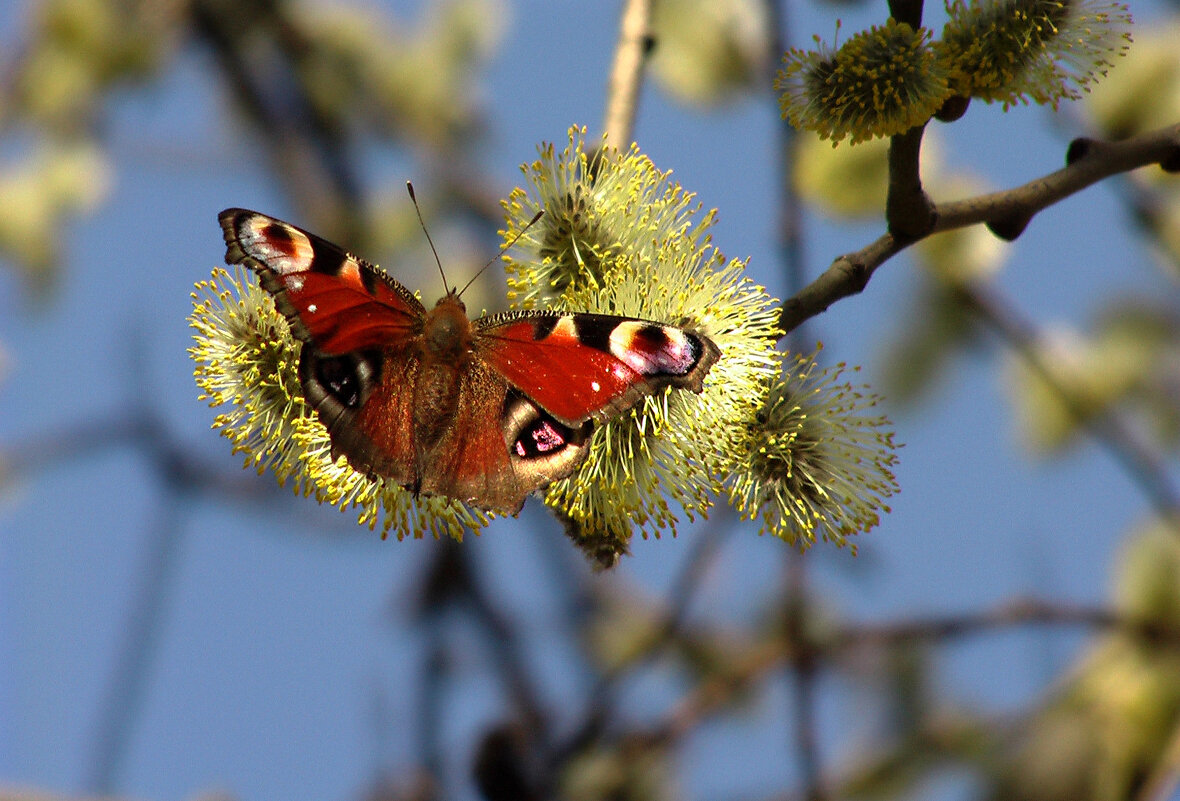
[641,596,1180,751]
[767,2,824,794]
[463,546,551,740]
[548,516,733,766]
[1136,718,1180,801]
[959,282,1180,519]
[764,0,811,351]
[190,0,362,234]
[2,412,287,503]
[651,640,787,745]
[85,497,185,794]
[784,551,824,801]
[830,597,1180,651]
[778,233,901,333]
[602,0,653,147]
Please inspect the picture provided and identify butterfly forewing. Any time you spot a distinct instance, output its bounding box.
[476,313,720,426]
[219,208,424,354]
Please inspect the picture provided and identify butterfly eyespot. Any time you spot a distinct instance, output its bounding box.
[503,392,592,461]
[515,417,569,457]
[302,350,381,410]
[607,322,697,375]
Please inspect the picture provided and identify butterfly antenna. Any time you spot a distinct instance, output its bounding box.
[406,181,450,293]
[456,209,544,299]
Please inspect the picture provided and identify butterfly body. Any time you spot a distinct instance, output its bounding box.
[219,208,720,514]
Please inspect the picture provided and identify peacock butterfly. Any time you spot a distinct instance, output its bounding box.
[218,206,721,514]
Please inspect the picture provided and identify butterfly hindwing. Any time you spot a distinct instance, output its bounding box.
[334,349,590,511]
[304,346,419,489]
[416,364,589,511]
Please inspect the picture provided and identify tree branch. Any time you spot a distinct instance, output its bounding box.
[887,0,925,28]
[779,122,1180,334]
[784,551,824,801]
[190,0,363,236]
[1136,718,1180,801]
[547,517,732,766]
[640,596,1180,752]
[764,0,811,351]
[602,0,653,147]
[885,125,936,241]
[830,597,1180,651]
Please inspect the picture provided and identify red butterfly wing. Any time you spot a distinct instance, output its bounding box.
[219,208,425,354]
[475,312,720,426]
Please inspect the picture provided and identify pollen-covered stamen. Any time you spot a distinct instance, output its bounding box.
[726,352,900,552]
[776,19,949,144]
[938,0,1132,109]
[537,183,610,290]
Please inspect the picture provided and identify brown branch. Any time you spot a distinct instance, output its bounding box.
[830,597,1180,651]
[937,129,1180,234]
[2,412,278,502]
[778,233,902,333]
[602,0,653,147]
[190,0,362,236]
[887,0,925,28]
[547,517,733,766]
[651,640,787,745]
[885,125,936,241]
[85,499,185,794]
[778,122,1180,334]
[764,0,811,350]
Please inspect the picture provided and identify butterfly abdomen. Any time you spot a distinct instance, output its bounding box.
[411,362,465,451]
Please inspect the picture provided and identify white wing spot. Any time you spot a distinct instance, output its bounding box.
[591,380,601,392]
[307,303,318,313]
[608,322,693,375]
[243,219,314,274]
[610,322,657,373]
[553,316,579,340]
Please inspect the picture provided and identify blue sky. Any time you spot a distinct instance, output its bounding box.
[2,1,1174,800]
